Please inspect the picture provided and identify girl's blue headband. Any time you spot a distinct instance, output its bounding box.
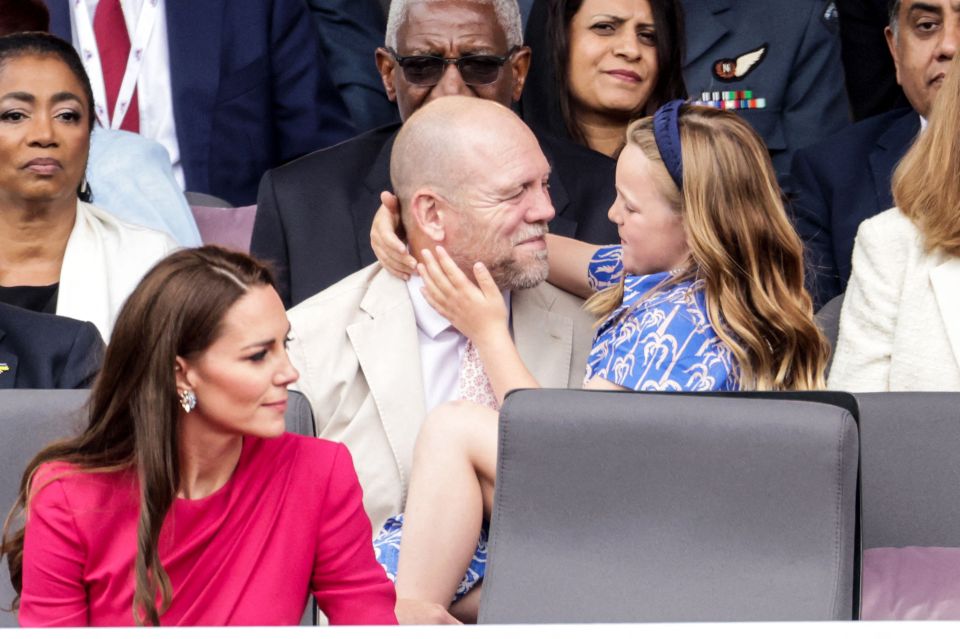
[652,99,685,190]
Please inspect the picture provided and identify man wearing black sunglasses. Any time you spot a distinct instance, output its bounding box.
[251,0,618,310]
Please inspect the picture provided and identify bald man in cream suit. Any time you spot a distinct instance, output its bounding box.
[287,97,594,532]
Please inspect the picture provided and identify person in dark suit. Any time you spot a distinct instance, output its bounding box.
[307,0,399,131]
[251,0,619,309]
[787,108,918,309]
[682,0,850,177]
[0,302,104,389]
[45,0,355,206]
[786,0,959,308]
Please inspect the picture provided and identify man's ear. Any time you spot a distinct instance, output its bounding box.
[376,47,399,102]
[409,190,447,242]
[510,46,532,102]
[884,26,903,86]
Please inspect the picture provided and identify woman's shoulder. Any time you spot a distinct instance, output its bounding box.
[241,435,361,514]
[850,207,929,282]
[856,208,923,251]
[30,461,135,508]
[245,434,350,480]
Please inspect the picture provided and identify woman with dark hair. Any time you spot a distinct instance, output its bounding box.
[1,246,397,626]
[0,32,177,339]
[521,0,687,156]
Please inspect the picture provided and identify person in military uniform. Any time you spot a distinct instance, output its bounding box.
[682,0,850,176]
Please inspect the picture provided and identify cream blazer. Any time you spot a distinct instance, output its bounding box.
[57,202,180,341]
[287,263,595,532]
[828,208,960,392]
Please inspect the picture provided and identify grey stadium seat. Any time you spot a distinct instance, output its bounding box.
[854,392,960,619]
[479,389,860,623]
[0,389,315,627]
[857,392,960,549]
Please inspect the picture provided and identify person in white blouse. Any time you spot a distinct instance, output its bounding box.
[0,0,199,247]
[0,33,176,341]
[828,53,960,392]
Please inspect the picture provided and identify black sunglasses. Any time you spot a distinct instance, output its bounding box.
[386,47,519,86]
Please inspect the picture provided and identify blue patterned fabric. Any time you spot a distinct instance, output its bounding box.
[585,246,738,391]
[374,514,488,602]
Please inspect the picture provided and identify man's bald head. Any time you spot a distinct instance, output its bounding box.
[390,95,532,215]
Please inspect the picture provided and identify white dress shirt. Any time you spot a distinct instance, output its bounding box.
[405,274,511,413]
[73,0,185,188]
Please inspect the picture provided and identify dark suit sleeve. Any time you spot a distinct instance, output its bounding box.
[58,322,105,390]
[307,0,399,131]
[781,1,850,162]
[269,0,356,162]
[251,170,293,308]
[785,147,842,310]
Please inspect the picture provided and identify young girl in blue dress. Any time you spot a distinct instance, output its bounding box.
[372,102,829,623]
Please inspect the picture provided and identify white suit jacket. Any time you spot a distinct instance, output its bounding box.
[828,208,960,391]
[57,202,179,341]
[287,263,595,531]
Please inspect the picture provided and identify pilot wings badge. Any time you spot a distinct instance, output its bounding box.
[713,45,767,82]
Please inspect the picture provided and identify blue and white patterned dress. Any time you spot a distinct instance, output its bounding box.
[374,514,488,602]
[373,246,738,599]
[584,246,738,391]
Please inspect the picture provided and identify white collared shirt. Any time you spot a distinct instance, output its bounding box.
[73,0,184,188]
[405,274,511,412]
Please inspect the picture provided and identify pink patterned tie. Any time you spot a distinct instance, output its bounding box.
[457,340,499,410]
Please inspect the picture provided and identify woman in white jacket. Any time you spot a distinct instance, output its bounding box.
[829,54,960,392]
[0,33,177,341]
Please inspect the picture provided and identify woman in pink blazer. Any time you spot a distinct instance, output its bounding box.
[1,247,396,626]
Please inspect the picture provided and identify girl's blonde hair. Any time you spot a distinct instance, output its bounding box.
[586,105,829,391]
[892,54,960,256]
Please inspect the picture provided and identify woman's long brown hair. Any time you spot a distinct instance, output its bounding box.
[1,246,275,625]
[892,54,960,256]
[587,105,830,390]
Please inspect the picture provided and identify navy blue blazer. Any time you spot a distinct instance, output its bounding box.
[46,0,355,206]
[251,123,619,308]
[784,107,920,309]
[682,0,850,177]
[0,303,104,390]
